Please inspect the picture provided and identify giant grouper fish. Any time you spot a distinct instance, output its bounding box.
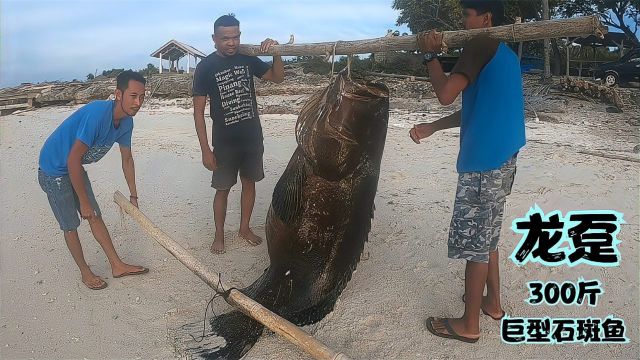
[199,71,389,359]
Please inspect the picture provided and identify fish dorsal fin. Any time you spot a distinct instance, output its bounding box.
[271,148,307,225]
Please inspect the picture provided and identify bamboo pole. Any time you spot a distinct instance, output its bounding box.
[113,191,351,360]
[239,16,607,56]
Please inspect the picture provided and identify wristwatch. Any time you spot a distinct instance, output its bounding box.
[422,52,439,65]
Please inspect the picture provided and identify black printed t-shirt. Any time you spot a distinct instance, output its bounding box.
[192,53,270,150]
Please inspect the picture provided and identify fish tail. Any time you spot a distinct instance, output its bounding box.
[198,310,264,360]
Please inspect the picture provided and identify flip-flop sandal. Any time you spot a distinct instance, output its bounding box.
[239,234,262,246]
[426,317,479,343]
[210,248,226,254]
[113,267,149,278]
[462,294,506,321]
[84,278,108,290]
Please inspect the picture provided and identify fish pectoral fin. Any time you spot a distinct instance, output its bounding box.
[271,149,307,225]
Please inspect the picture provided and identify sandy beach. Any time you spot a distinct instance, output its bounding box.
[1,86,638,359]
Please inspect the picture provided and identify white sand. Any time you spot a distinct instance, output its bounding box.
[0,94,638,359]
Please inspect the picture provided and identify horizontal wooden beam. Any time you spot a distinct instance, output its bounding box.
[0,103,31,111]
[239,16,607,57]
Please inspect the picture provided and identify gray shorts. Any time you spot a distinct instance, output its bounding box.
[448,155,517,263]
[38,169,102,231]
[211,147,264,190]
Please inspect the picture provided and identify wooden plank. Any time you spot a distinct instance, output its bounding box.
[0,94,37,102]
[0,103,31,111]
[239,16,606,56]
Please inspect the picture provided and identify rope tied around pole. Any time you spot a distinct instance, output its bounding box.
[593,16,605,39]
[188,273,237,343]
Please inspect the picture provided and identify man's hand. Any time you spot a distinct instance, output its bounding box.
[417,30,443,53]
[260,38,279,53]
[80,202,95,220]
[409,123,436,144]
[202,148,217,171]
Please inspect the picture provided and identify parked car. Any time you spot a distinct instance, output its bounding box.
[594,48,640,87]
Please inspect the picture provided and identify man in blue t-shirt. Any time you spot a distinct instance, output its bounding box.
[38,70,149,290]
[192,14,284,254]
[409,0,526,343]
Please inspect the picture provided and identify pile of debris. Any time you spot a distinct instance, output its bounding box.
[1,69,638,117]
[559,77,626,110]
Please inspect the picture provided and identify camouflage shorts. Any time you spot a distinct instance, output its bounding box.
[448,155,517,263]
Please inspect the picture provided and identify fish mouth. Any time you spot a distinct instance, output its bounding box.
[343,79,389,99]
[296,71,389,142]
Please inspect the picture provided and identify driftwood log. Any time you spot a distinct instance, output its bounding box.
[113,191,351,360]
[559,77,624,110]
[239,16,606,56]
[578,150,640,163]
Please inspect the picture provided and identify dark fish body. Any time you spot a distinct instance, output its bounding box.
[202,72,389,359]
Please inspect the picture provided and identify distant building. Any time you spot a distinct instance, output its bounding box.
[150,40,206,74]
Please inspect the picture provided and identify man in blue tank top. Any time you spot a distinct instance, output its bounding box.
[409,0,526,342]
[38,70,149,290]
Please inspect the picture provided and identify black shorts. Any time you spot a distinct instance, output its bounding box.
[211,147,264,190]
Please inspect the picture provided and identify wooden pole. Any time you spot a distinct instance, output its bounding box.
[113,191,351,360]
[367,72,430,81]
[515,17,523,61]
[542,0,551,81]
[566,38,570,77]
[239,16,607,56]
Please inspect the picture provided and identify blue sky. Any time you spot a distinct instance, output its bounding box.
[0,0,409,87]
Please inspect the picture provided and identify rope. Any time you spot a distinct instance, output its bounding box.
[593,15,605,39]
[188,273,236,342]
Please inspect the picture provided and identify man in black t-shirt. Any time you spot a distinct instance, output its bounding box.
[193,14,284,254]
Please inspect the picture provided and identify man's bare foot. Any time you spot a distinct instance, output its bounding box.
[81,271,108,290]
[210,232,225,254]
[112,263,149,278]
[462,294,505,320]
[238,229,263,246]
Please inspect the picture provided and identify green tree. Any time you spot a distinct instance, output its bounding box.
[392,0,463,32]
[86,73,94,81]
[138,63,159,77]
[101,68,125,78]
[559,0,639,46]
[393,0,564,33]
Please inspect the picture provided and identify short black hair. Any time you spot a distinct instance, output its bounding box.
[214,14,239,33]
[460,0,506,26]
[116,70,146,92]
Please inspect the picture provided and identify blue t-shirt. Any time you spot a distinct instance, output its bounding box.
[452,39,526,173]
[39,100,133,176]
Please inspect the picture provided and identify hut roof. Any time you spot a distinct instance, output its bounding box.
[150,40,206,61]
